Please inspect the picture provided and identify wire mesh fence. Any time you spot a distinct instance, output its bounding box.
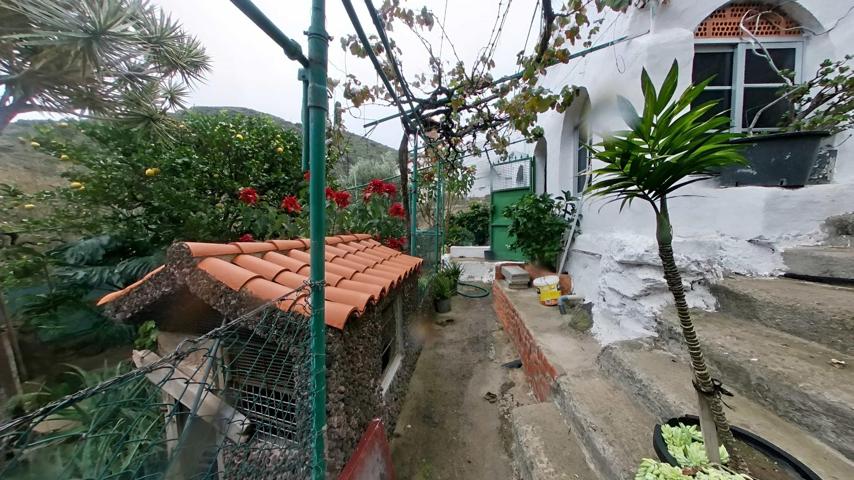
[490,156,532,191]
[0,286,320,480]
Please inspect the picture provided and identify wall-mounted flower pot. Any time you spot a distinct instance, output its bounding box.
[653,416,820,480]
[434,298,451,313]
[721,131,829,187]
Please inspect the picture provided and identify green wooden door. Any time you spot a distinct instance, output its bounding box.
[490,186,529,261]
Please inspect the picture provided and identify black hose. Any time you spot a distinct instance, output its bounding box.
[455,281,490,298]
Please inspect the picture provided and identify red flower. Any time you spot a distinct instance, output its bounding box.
[303,171,310,181]
[238,187,258,205]
[368,178,384,192]
[388,202,405,218]
[384,236,406,251]
[325,186,336,201]
[334,190,351,208]
[238,233,255,242]
[281,195,302,214]
[382,182,397,197]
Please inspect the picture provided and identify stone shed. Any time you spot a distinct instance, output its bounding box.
[96,234,424,478]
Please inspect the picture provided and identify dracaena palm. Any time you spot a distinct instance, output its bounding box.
[0,0,210,140]
[588,60,747,465]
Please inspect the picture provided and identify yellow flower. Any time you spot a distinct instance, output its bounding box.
[276,146,284,154]
[59,154,70,161]
[145,167,160,177]
[69,181,83,189]
[235,133,244,141]
[30,141,40,148]
[23,204,35,210]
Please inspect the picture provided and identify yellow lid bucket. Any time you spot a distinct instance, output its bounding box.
[532,275,560,306]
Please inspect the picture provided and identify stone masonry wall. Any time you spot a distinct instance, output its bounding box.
[492,282,558,401]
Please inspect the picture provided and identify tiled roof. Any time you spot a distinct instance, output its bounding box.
[96,234,422,329]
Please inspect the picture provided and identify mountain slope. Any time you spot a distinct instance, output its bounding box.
[0,107,396,193]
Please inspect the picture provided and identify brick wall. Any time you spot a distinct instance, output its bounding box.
[492,283,558,401]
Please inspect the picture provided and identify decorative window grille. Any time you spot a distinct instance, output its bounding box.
[695,3,800,38]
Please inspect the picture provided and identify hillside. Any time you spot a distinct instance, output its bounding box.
[0,107,396,193]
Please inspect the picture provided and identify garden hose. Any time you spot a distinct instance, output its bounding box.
[455,280,490,298]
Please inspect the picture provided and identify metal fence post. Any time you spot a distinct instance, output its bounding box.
[307,0,328,477]
[410,134,418,256]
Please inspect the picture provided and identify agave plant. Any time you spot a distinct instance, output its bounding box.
[587,61,747,465]
[0,0,210,137]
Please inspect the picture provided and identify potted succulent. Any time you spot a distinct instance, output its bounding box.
[587,60,827,477]
[720,55,853,187]
[431,272,455,313]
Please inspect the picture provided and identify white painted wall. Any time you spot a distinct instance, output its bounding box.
[534,0,854,343]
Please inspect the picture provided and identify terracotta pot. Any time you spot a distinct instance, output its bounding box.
[558,273,572,295]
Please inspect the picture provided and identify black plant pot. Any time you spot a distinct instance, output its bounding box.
[434,298,451,313]
[721,131,829,187]
[653,416,821,480]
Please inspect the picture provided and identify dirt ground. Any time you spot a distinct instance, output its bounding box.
[390,288,532,479]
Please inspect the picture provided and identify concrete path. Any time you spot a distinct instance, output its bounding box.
[390,289,530,479]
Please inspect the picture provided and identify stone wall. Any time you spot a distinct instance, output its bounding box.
[492,282,558,401]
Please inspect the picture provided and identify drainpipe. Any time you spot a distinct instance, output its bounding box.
[307,0,328,477]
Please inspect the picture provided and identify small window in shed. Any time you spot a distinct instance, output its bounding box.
[380,297,404,393]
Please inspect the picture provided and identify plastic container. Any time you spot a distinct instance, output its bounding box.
[532,275,560,306]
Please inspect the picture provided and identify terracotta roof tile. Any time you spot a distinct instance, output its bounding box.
[324,262,358,279]
[331,256,369,272]
[230,241,276,254]
[268,239,306,251]
[262,251,309,273]
[185,242,242,257]
[233,254,287,281]
[97,234,422,330]
[198,257,260,291]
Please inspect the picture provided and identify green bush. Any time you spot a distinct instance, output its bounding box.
[446,202,490,246]
[503,192,579,270]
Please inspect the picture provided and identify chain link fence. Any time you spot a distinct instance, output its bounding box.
[0,286,320,480]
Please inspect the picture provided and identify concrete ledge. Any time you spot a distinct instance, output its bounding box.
[511,403,597,480]
[599,340,854,480]
[449,245,489,258]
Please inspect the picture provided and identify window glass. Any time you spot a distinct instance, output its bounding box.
[742,87,791,129]
[692,51,734,86]
[576,126,589,194]
[744,48,795,84]
[693,90,732,120]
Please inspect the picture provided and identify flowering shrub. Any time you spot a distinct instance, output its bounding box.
[335,178,407,250]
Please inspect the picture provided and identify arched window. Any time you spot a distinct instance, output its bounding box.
[693,3,803,132]
[534,139,547,194]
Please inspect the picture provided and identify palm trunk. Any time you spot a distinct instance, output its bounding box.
[655,199,747,470]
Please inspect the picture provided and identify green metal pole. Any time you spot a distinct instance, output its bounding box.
[299,70,310,172]
[409,134,418,256]
[307,1,328,477]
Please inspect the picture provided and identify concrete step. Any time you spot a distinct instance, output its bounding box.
[657,309,854,460]
[598,340,854,480]
[553,370,657,480]
[511,402,599,480]
[784,246,854,282]
[711,276,854,355]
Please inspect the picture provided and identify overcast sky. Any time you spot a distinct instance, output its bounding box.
[149,0,540,148]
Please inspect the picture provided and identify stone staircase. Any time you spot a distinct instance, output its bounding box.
[503,248,854,480]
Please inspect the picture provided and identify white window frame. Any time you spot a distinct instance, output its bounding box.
[694,38,803,132]
[380,296,404,395]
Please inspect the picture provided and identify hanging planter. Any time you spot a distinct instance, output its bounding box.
[653,416,821,480]
[719,131,829,187]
